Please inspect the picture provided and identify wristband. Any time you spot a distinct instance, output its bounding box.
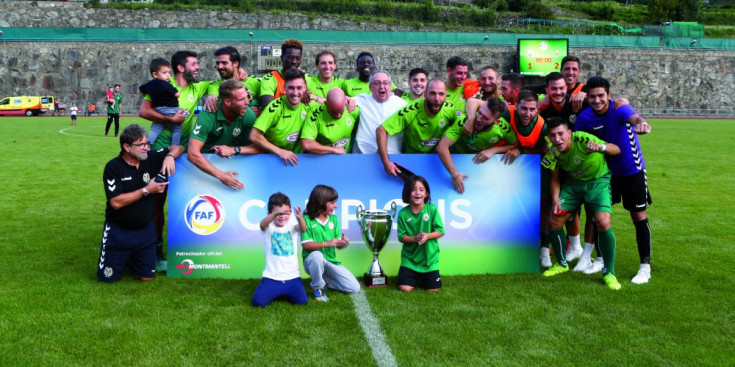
[166,154,175,158]
[601,144,607,153]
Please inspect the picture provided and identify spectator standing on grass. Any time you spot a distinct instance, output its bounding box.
[69,102,78,126]
[88,103,95,117]
[97,124,183,283]
[104,84,122,137]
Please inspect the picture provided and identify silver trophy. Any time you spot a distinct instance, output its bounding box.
[356,202,397,287]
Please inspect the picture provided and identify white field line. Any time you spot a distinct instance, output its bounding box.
[59,125,110,138]
[351,289,398,367]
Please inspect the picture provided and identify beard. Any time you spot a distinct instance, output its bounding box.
[184,69,198,84]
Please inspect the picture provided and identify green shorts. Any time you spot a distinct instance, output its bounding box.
[559,176,612,214]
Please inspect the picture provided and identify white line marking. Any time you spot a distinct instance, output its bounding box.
[58,125,110,138]
[351,290,398,367]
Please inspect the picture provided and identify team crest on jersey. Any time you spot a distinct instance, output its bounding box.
[188,93,196,102]
[489,137,499,144]
[286,132,300,143]
[346,117,353,127]
[573,155,581,165]
[439,118,446,127]
[328,222,335,230]
[301,110,307,120]
[569,114,577,124]
[233,128,241,137]
[423,213,430,222]
[103,267,113,278]
[143,173,151,183]
[333,138,349,148]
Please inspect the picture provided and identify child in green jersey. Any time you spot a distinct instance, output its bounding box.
[301,185,360,302]
[396,176,445,292]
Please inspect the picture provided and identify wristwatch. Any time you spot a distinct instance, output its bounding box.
[142,187,150,196]
[234,146,241,156]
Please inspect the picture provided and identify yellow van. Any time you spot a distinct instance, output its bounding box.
[0,96,55,116]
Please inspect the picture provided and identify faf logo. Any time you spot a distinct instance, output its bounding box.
[184,195,225,235]
[176,259,195,275]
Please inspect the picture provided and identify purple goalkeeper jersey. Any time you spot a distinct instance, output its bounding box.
[575,103,646,177]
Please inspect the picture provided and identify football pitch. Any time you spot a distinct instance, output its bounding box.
[1,116,733,365]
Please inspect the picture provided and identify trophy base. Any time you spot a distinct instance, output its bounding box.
[363,273,388,288]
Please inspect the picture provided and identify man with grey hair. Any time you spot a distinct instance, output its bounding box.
[97,124,184,282]
[352,70,407,154]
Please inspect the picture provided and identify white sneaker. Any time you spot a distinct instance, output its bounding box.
[631,264,651,284]
[540,247,552,268]
[573,256,592,272]
[583,258,604,274]
[565,242,583,262]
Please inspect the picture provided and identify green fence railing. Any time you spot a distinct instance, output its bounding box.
[1,27,734,50]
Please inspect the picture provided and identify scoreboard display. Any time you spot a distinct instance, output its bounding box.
[517,39,569,77]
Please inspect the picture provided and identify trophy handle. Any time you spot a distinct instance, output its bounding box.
[389,201,397,218]
[356,205,363,223]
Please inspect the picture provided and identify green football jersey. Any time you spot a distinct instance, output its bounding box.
[150,79,214,150]
[302,214,342,265]
[301,104,360,152]
[382,99,458,153]
[107,93,122,114]
[244,77,261,99]
[253,96,317,153]
[308,76,345,98]
[189,101,256,152]
[549,131,611,182]
[396,203,445,273]
[400,93,422,103]
[444,115,518,153]
[445,85,466,113]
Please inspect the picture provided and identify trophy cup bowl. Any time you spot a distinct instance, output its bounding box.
[356,202,397,287]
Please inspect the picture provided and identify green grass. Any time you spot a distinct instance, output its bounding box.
[1,116,734,365]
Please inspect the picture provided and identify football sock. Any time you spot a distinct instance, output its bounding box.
[597,227,617,276]
[568,234,581,249]
[581,242,594,259]
[634,218,651,264]
[550,228,567,267]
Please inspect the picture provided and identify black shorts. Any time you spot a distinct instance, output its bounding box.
[397,266,442,290]
[611,170,652,212]
[97,221,156,282]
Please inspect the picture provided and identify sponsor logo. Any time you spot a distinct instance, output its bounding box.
[121,177,132,181]
[421,138,440,147]
[192,124,201,135]
[593,125,604,130]
[286,132,300,143]
[184,195,225,235]
[216,127,224,132]
[176,259,232,275]
[142,173,151,184]
[233,128,241,137]
[332,138,349,148]
[106,179,116,192]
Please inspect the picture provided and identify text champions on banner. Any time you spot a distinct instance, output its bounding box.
[168,154,540,279]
